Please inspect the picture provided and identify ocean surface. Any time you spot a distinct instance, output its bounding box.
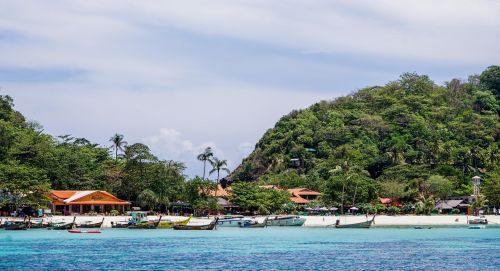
[1,227,499,271]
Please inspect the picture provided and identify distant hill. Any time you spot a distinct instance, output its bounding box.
[231,66,499,202]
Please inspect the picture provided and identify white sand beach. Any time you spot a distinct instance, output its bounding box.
[3,214,498,228]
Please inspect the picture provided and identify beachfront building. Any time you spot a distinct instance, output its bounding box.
[288,188,321,205]
[259,185,322,206]
[48,190,130,215]
[209,185,239,213]
[435,197,472,214]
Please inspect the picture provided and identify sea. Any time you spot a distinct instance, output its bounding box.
[1,227,499,270]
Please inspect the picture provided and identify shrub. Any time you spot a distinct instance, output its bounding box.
[451,208,460,214]
[110,209,120,216]
[374,204,387,214]
[401,203,415,214]
[387,206,401,215]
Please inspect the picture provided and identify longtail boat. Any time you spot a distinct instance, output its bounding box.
[111,221,130,228]
[4,221,28,230]
[29,219,49,229]
[173,218,218,230]
[77,217,105,228]
[48,216,76,230]
[266,215,306,226]
[238,218,267,228]
[334,215,375,229]
[157,215,192,229]
[128,216,162,229]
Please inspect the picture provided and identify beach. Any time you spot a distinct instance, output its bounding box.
[3,215,498,228]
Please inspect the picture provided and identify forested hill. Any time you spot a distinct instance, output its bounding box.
[231,66,499,200]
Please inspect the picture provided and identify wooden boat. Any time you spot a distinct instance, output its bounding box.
[334,215,375,229]
[157,215,192,229]
[29,219,49,229]
[128,216,162,229]
[468,216,488,225]
[111,221,130,228]
[4,221,28,230]
[216,215,251,227]
[173,218,218,230]
[238,218,267,228]
[77,218,104,228]
[266,215,306,227]
[48,217,76,230]
[68,229,101,234]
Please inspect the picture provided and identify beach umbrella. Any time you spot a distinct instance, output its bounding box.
[328,207,338,211]
[305,207,314,211]
[349,207,359,211]
[319,207,329,211]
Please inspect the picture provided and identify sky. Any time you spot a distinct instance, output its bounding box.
[1,0,499,178]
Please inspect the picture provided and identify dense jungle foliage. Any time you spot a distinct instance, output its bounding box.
[232,66,500,208]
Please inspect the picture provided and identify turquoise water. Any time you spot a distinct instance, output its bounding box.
[1,227,499,270]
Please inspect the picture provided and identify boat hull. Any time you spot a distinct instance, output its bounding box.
[173,223,216,230]
[157,216,191,229]
[266,216,306,227]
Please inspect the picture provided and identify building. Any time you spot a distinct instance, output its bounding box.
[48,190,130,215]
[435,197,472,214]
[287,188,321,205]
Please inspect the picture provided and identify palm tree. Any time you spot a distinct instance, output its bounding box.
[197,147,213,179]
[209,157,230,197]
[471,195,488,216]
[109,133,127,160]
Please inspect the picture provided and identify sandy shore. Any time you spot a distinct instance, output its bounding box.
[3,214,499,228]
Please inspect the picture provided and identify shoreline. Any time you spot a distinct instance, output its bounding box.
[2,214,499,228]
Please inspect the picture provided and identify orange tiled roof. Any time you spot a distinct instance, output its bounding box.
[287,188,321,197]
[50,190,78,200]
[290,196,309,204]
[49,190,129,205]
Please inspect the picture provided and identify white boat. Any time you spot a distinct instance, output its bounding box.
[265,215,306,226]
[216,215,251,227]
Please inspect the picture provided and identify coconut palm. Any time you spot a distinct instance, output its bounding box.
[109,133,127,160]
[197,147,213,179]
[471,196,488,216]
[209,157,230,197]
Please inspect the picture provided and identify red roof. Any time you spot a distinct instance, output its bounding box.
[49,190,129,205]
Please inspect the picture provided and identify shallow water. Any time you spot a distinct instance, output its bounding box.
[1,227,499,270]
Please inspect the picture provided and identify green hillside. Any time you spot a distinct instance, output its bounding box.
[232,66,500,208]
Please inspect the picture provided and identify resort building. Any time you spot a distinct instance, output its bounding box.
[435,197,472,214]
[287,188,321,205]
[259,185,322,205]
[48,190,130,215]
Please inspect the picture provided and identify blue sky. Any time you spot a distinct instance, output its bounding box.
[1,0,499,178]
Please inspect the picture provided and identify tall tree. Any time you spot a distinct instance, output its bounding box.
[109,133,127,160]
[197,147,213,179]
[209,157,230,197]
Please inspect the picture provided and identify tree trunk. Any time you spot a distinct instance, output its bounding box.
[202,160,206,179]
[341,182,345,215]
[215,170,220,197]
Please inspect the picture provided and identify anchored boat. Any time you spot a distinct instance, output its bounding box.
[48,217,76,230]
[334,215,375,229]
[266,215,306,227]
[238,218,267,228]
[77,217,105,228]
[173,218,218,230]
[157,215,192,228]
[216,215,251,227]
